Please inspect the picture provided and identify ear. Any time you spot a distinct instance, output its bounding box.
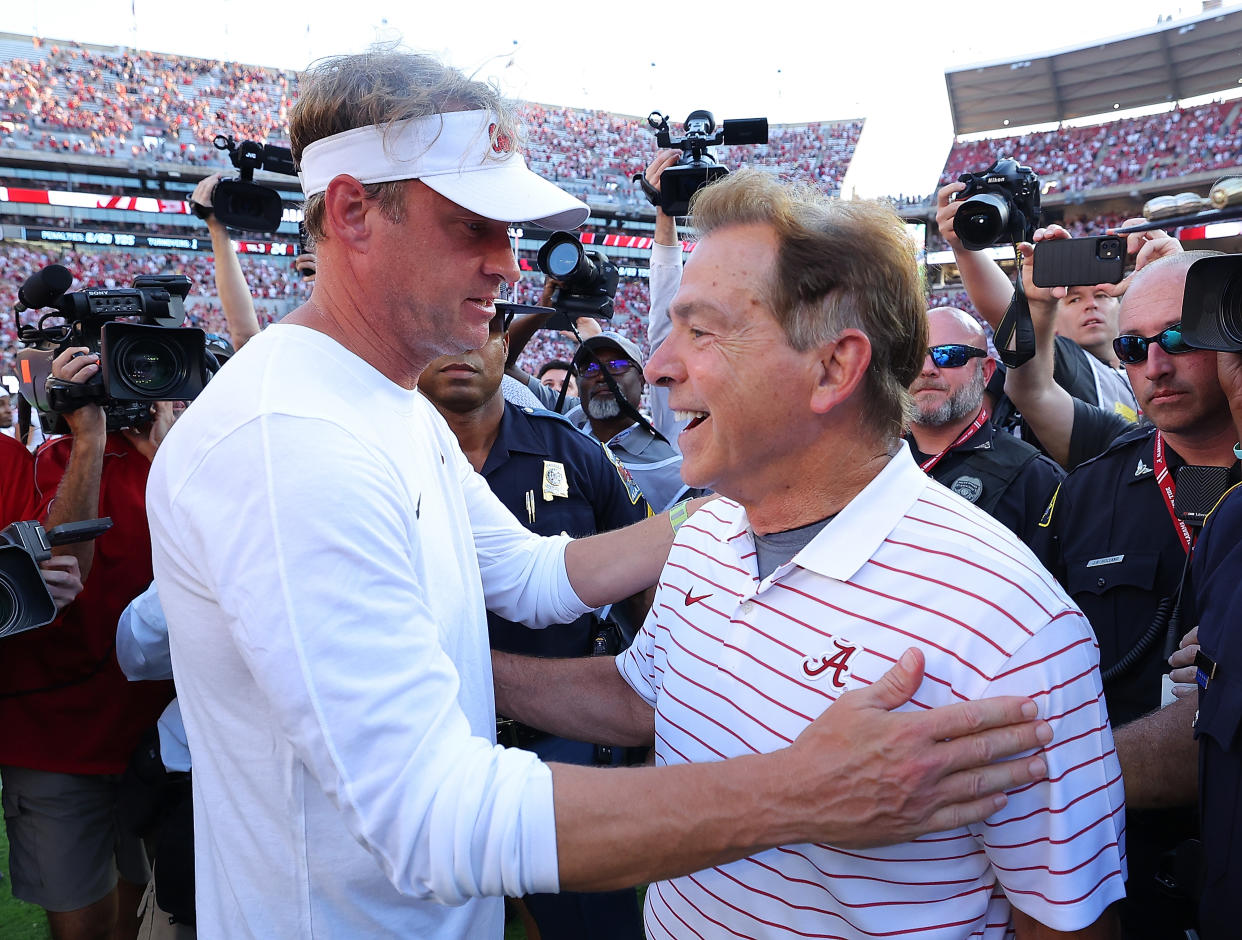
[320,174,373,251]
[809,329,872,416]
[982,356,997,385]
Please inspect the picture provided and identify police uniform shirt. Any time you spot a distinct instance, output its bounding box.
[1186,483,1242,937]
[1032,423,1237,938]
[907,418,1063,546]
[482,402,648,658]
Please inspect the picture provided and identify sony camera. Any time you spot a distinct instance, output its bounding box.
[200,135,297,233]
[0,518,112,639]
[15,264,213,431]
[536,232,619,328]
[953,156,1041,251]
[642,110,769,217]
[1181,253,1242,353]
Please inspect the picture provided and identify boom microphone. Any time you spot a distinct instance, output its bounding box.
[16,265,74,312]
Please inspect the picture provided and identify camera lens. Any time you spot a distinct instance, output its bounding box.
[114,336,187,397]
[953,192,1010,251]
[0,578,21,633]
[545,241,581,279]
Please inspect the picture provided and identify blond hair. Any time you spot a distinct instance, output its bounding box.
[689,170,927,440]
[290,48,521,240]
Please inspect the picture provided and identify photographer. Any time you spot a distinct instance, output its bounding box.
[1018,240,1236,938]
[935,181,1137,443]
[0,347,174,940]
[188,172,264,351]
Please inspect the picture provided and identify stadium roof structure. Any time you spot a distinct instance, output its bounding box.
[945,5,1242,136]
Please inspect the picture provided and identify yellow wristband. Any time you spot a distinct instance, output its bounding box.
[669,499,692,536]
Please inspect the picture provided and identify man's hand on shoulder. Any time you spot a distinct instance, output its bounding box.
[773,647,1051,848]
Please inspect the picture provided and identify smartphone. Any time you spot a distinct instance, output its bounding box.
[1031,235,1125,288]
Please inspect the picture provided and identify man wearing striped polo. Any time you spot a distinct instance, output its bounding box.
[497,170,1124,937]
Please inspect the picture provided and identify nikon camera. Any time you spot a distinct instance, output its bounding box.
[15,264,213,431]
[953,157,1041,251]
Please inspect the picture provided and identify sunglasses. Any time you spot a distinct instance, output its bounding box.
[580,358,636,378]
[1112,324,1191,364]
[927,344,987,369]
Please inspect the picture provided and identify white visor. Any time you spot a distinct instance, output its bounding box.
[297,109,589,230]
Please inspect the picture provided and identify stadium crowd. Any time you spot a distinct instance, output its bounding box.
[0,35,862,199]
[941,99,1242,191]
[0,27,1241,940]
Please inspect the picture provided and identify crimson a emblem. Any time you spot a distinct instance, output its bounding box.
[801,638,858,689]
[488,123,513,154]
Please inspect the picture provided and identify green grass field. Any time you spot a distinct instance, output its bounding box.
[0,821,50,939]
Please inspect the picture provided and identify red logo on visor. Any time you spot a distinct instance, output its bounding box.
[488,123,513,154]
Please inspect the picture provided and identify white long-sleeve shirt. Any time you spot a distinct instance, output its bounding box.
[146,324,590,939]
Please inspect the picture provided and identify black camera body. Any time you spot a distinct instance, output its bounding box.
[645,110,769,217]
[206,135,297,233]
[536,233,619,329]
[0,518,111,639]
[15,266,211,431]
[1181,254,1242,352]
[953,157,1041,251]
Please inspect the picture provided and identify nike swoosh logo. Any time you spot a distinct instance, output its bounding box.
[684,590,711,606]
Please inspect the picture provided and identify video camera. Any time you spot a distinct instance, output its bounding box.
[534,233,619,330]
[14,264,213,431]
[1181,254,1242,352]
[199,135,297,233]
[0,518,112,639]
[641,110,769,217]
[953,156,1041,251]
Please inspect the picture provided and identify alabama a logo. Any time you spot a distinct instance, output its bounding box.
[801,638,858,689]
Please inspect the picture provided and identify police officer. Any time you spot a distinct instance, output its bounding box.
[906,307,1063,542]
[1022,251,1239,937]
[418,311,649,940]
[1183,476,1242,938]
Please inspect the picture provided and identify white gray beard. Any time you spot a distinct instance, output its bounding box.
[915,367,985,428]
[587,395,621,419]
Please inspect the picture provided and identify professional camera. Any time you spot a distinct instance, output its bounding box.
[536,232,619,328]
[1181,254,1242,352]
[14,264,213,431]
[642,110,769,217]
[202,135,297,233]
[0,518,112,639]
[952,156,1041,251]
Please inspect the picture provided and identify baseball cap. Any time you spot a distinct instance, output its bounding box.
[573,331,644,368]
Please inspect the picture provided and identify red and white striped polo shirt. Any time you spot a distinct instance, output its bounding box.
[618,444,1125,939]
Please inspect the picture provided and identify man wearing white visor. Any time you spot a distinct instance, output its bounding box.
[145,50,1054,939]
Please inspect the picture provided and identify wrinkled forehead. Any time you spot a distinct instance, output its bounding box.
[1119,265,1187,334]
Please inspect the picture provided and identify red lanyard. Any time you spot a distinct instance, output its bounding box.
[1153,431,1195,555]
[919,408,989,474]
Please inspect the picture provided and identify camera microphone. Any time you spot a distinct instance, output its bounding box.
[17,265,74,313]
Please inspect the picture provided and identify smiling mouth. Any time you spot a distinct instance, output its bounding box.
[674,409,710,430]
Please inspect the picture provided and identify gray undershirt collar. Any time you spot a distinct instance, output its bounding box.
[753,515,835,581]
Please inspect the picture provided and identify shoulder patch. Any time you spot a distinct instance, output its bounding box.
[1038,482,1060,528]
[601,443,643,505]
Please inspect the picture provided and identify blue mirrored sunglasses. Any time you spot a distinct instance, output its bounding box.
[580,358,636,378]
[1112,324,1191,364]
[928,344,987,369]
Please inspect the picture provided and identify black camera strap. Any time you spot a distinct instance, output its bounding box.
[563,320,669,444]
[993,246,1037,368]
